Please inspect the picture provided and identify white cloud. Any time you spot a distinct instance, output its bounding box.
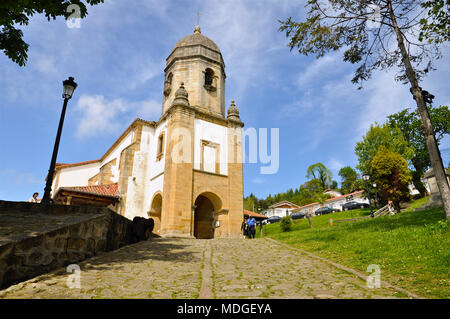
[74,94,160,139]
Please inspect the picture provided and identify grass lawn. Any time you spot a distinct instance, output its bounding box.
[259,198,450,298]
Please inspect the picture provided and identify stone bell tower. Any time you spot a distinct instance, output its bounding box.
[162,26,226,117]
[158,26,244,239]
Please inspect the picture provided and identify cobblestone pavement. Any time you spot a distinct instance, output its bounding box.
[0,238,408,299]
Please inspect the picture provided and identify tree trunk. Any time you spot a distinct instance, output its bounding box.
[387,0,450,219]
[306,212,313,229]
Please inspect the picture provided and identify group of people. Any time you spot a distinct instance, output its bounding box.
[241,215,257,239]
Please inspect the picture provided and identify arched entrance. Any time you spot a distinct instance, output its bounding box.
[148,192,162,235]
[194,192,222,239]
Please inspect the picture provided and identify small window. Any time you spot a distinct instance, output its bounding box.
[156,132,165,161]
[205,68,214,86]
[164,73,173,97]
[204,68,216,92]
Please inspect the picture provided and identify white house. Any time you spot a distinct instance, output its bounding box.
[262,201,301,218]
[292,190,370,215]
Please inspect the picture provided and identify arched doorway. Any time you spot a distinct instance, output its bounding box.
[194,192,222,239]
[148,192,162,235]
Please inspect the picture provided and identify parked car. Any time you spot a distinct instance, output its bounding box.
[266,216,282,224]
[314,207,339,216]
[342,201,370,211]
[290,212,306,220]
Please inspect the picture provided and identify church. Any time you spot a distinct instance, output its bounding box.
[51,26,244,239]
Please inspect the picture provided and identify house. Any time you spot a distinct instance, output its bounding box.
[261,201,301,218]
[292,190,370,215]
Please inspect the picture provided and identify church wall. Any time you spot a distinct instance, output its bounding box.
[194,119,228,175]
[53,163,100,191]
[101,131,133,184]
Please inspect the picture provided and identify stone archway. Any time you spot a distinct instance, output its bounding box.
[148,192,162,235]
[193,192,222,239]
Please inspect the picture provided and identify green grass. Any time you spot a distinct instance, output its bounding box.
[259,199,450,299]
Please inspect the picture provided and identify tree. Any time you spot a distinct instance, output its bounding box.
[279,0,450,219]
[355,124,414,175]
[419,0,450,43]
[387,105,450,196]
[339,166,361,194]
[306,163,333,189]
[0,0,104,66]
[371,146,412,212]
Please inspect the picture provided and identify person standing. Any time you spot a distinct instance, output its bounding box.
[28,192,40,203]
[247,216,256,239]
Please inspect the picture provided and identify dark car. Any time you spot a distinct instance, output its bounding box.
[290,212,306,220]
[266,216,282,224]
[314,207,339,216]
[342,201,370,211]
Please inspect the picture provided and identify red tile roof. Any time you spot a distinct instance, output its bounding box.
[244,210,268,219]
[55,159,101,170]
[58,183,119,198]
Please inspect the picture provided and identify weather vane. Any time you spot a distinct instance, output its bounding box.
[197,10,201,26]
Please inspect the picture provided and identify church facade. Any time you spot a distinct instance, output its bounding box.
[51,27,244,239]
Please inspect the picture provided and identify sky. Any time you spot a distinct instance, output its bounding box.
[0,0,449,201]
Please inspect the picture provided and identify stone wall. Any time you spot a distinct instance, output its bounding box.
[0,201,132,289]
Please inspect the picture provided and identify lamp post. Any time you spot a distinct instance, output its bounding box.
[373,182,378,208]
[363,174,374,218]
[41,77,78,204]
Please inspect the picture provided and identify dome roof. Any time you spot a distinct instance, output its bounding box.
[172,26,221,53]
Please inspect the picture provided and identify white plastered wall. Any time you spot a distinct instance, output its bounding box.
[194,119,228,175]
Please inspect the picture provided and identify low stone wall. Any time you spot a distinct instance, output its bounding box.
[0,201,132,289]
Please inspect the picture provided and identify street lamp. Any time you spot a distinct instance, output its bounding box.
[373,182,378,208]
[362,174,374,218]
[41,77,78,204]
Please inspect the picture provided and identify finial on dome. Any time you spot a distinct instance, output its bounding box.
[172,82,190,108]
[194,25,201,34]
[227,100,240,121]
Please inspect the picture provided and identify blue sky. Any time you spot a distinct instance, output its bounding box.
[0,0,449,201]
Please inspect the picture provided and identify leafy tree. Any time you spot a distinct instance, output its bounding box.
[280,216,293,232]
[355,124,414,175]
[306,163,333,189]
[339,166,361,194]
[419,0,450,43]
[279,0,450,219]
[371,146,412,212]
[387,105,450,196]
[0,0,104,66]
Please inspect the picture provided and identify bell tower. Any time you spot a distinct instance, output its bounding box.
[159,27,244,239]
[162,26,226,117]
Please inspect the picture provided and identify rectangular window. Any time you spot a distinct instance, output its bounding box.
[156,132,165,161]
[201,140,220,174]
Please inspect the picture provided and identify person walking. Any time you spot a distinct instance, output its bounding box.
[247,216,256,239]
[241,217,248,238]
[28,192,40,203]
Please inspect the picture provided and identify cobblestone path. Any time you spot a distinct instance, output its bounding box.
[0,238,408,299]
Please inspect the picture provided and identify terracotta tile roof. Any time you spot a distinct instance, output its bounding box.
[244,210,268,219]
[292,190,365,212]
[58,183,119,199]
[55,159,101,170]
[268,200,301,209]
[325,190,364,203]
